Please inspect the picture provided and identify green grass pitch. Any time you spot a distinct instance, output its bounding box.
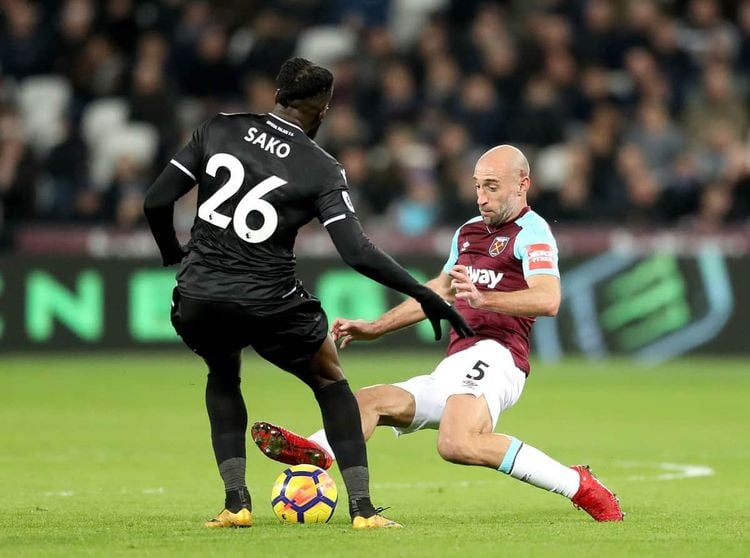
[1,351,749,557]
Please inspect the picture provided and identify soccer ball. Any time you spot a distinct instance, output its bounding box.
[271,464,338,524]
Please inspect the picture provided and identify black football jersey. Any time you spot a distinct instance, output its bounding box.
[170,112,355,308]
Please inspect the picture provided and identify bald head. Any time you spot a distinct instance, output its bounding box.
[476,145,530,181]
[473,145,531,226]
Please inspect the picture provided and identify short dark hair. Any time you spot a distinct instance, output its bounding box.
[275,57,333,106]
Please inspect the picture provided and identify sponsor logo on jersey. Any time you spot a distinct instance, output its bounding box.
[527,243,555,270]
[342,191,355,212]
[466,265,503,288]
[265,118,295,137]
[243,127,291,158]
[461,240,470,252]
[489,236,510,257]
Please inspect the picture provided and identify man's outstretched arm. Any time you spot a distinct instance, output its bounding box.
[325,217,473,341]
[331,272,456,347]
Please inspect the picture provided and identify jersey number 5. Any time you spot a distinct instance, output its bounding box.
[198,153,286,243]
[466,360,488,381]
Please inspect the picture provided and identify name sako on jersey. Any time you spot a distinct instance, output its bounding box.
[168,112,354,308]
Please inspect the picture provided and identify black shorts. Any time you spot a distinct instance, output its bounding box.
[170,288,329,375]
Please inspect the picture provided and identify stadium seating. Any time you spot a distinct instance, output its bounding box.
[89,122,159,190]
[81,97,129,148]
[16,75,71,155]
[389,0,449,46]
[295,26,356,66]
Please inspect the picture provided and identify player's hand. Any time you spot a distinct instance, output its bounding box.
[331,318,382,349]
[450,265,484,308]
[418,290,474,341]
[162,247,188,266]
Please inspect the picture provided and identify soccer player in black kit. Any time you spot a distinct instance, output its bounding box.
[143,57,473,529]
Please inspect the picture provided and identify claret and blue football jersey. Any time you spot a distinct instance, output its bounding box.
[442,207,559,373]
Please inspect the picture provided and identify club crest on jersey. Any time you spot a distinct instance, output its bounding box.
[489,236,509,257]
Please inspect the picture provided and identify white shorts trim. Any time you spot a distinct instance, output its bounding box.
[392,340,526,435]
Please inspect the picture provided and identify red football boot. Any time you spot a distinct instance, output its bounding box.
[571,465,624,522]
[251,421,333,470]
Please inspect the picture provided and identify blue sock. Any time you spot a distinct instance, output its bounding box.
[498,436,523,474]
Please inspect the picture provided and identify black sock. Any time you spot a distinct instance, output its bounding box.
[349,497,376,519]
[225,487,252,513]
[314,380,376,518]
[205,357,249,508]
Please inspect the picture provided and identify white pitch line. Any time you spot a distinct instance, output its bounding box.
[625,462,715,481]
[42,487,167,497]
[43,491,74,497]
[372,480,496,490]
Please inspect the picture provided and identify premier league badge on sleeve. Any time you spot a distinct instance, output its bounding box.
[342,191,355,212]
[489,236,509,257]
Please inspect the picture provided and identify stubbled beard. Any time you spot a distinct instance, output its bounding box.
[483,207,513,227]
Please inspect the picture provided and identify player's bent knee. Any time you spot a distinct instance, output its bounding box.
[353,386,376,404]
[355,385,391,412]
[356,384,415,423]
[436,433,476,465]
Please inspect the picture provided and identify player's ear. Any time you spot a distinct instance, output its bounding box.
[519,175,530,195]
[274,89,281,105]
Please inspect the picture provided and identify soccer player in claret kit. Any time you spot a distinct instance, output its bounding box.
[143,57,472,529]
[253,145,624,522]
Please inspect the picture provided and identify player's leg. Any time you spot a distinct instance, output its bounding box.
[252,383,415,466]
[306,384,416,458]
[203,350,251,516]
[436,393,505,466]
[299,335,400,527]
[434,340,623,521]
[438,393,580,492]
[302,368,461,464]
[170,291,252,527]
[357,384,417,437]
[251,306,400,528]
[438,395,622,520]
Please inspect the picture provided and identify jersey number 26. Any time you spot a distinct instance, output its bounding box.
[198,152,286,244]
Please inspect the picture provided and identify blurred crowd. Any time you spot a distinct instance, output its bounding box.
[1,0,750,247]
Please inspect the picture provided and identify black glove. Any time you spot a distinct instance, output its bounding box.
[162,246,188,267]
[418,290,475,341]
